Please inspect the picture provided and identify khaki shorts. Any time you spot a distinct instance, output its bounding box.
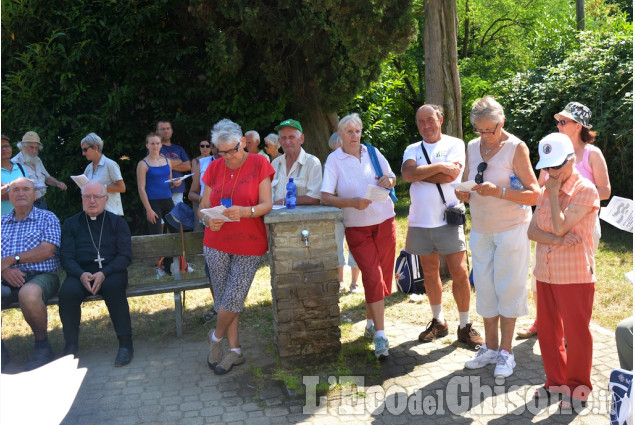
[1,271,60,305]
[405,225,466,256]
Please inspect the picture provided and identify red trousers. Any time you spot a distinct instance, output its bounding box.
[345,217,396,304]
[536,280,595,401]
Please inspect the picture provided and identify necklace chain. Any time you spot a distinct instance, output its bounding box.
[219,160,244,204]
[85,212,106,268]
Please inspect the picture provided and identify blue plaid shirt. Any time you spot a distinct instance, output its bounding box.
[1,207,61,273]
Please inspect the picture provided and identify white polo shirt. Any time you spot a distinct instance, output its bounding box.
[322,145,395,228]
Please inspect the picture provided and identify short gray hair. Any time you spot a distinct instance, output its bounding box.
[81,133,104,153]
[211,119,243,148]
[470,96,505,125]
[417,104,444,119]
[263,133,279,147]
[337,113,363,134]
[245,130,260,142]
[81,181,107,196]
[328,132,341,150]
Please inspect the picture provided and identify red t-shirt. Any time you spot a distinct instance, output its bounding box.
[202,153,275,256]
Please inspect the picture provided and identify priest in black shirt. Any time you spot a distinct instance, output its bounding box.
[59,181,133,366]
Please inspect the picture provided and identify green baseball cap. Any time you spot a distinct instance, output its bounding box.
[274,119,303,134]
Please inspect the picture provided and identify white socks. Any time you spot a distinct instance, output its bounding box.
[459,311,470,328]
[375,330,386,339]
[366,319,374,328]
[211,330,222,342]
[431,304,444,323]
[230,347,242,355]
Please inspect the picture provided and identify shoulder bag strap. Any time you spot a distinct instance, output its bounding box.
[16,162,26,177]
[420,142,447,207]
[363,142,383,178]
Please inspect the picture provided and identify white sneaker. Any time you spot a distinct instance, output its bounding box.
[465,344,498,369]
[494,350,516,378]
[350,282,363,293]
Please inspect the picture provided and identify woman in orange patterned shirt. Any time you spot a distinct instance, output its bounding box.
[528,133,600,410]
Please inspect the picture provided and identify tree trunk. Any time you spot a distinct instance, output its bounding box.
[288,58,338,163]
[423,0,463,140]
[576,0,585,30]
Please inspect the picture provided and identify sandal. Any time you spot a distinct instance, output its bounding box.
[559,396,587,410]
[517,321,537,338]
[533,386,552,401]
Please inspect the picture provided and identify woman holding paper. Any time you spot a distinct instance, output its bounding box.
[321,113,397,361]
[455,96,539,378]
[198,119,274,375]
[80,133,126,215]
[136,133,181,235]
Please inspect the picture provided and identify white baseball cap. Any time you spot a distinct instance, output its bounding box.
[535,133,575,170]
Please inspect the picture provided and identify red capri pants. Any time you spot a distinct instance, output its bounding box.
[345,217,396,304]
[536,280,595,401]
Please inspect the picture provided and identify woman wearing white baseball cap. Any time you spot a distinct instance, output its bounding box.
[528,132,600,410]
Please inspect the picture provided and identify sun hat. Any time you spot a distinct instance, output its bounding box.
[165,202,194,231]
[21,131,41,145]
[554,102,593,129]
[535,133,575,170]
[274,119,303,134]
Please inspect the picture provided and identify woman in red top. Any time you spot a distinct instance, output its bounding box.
[198,119,274,375]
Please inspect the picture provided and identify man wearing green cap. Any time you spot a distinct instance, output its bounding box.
[271,119,322,206]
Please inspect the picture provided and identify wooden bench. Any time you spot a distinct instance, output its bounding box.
[2,231,209,337]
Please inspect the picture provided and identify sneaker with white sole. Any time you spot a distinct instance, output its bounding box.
[364,324,376,340]
[494,350,516,378]
[374,336,389,360]
[350,282,363,293]
[464,344,498,369]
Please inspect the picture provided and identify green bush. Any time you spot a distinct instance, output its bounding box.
[496,27,633,198]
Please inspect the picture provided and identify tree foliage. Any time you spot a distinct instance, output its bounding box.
[189,0,416,160]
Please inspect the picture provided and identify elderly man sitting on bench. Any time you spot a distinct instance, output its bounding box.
[58,181,133,367]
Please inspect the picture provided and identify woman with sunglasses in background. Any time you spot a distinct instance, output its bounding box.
[80,133,126,215]
[190,138,216,231]
[517,102,610,339]
[456,96,538,378]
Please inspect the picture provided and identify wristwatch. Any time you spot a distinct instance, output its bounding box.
[249,207,255,218]
[14,255,20,265]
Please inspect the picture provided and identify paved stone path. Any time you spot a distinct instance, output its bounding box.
[4,316,618,424]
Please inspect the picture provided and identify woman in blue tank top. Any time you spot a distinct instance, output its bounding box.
[136,133,182,235]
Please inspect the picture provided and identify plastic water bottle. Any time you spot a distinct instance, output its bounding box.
[170,259,181,279]
[509,174,528,209]
[285,178,297,209]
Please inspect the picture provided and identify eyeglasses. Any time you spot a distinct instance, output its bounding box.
[200,144,211,148]
[81,194,107,200]
[473,123,499,135]
[544,156,571,171]
[81,147,93,153]
[474,162,488,184]
[556,119,571,127]
[217,142,240,156]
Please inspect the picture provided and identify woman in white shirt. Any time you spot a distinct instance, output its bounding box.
[321,113,397,361]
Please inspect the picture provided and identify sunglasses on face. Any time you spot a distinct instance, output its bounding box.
[81,147,93,153]
[544,156,570,171]
[217,142,240,156]
[200,144,211,148]
[474,162,488,184]
[556,119,571,127]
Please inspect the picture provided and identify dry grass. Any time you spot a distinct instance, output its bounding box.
[2,181,632,378]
